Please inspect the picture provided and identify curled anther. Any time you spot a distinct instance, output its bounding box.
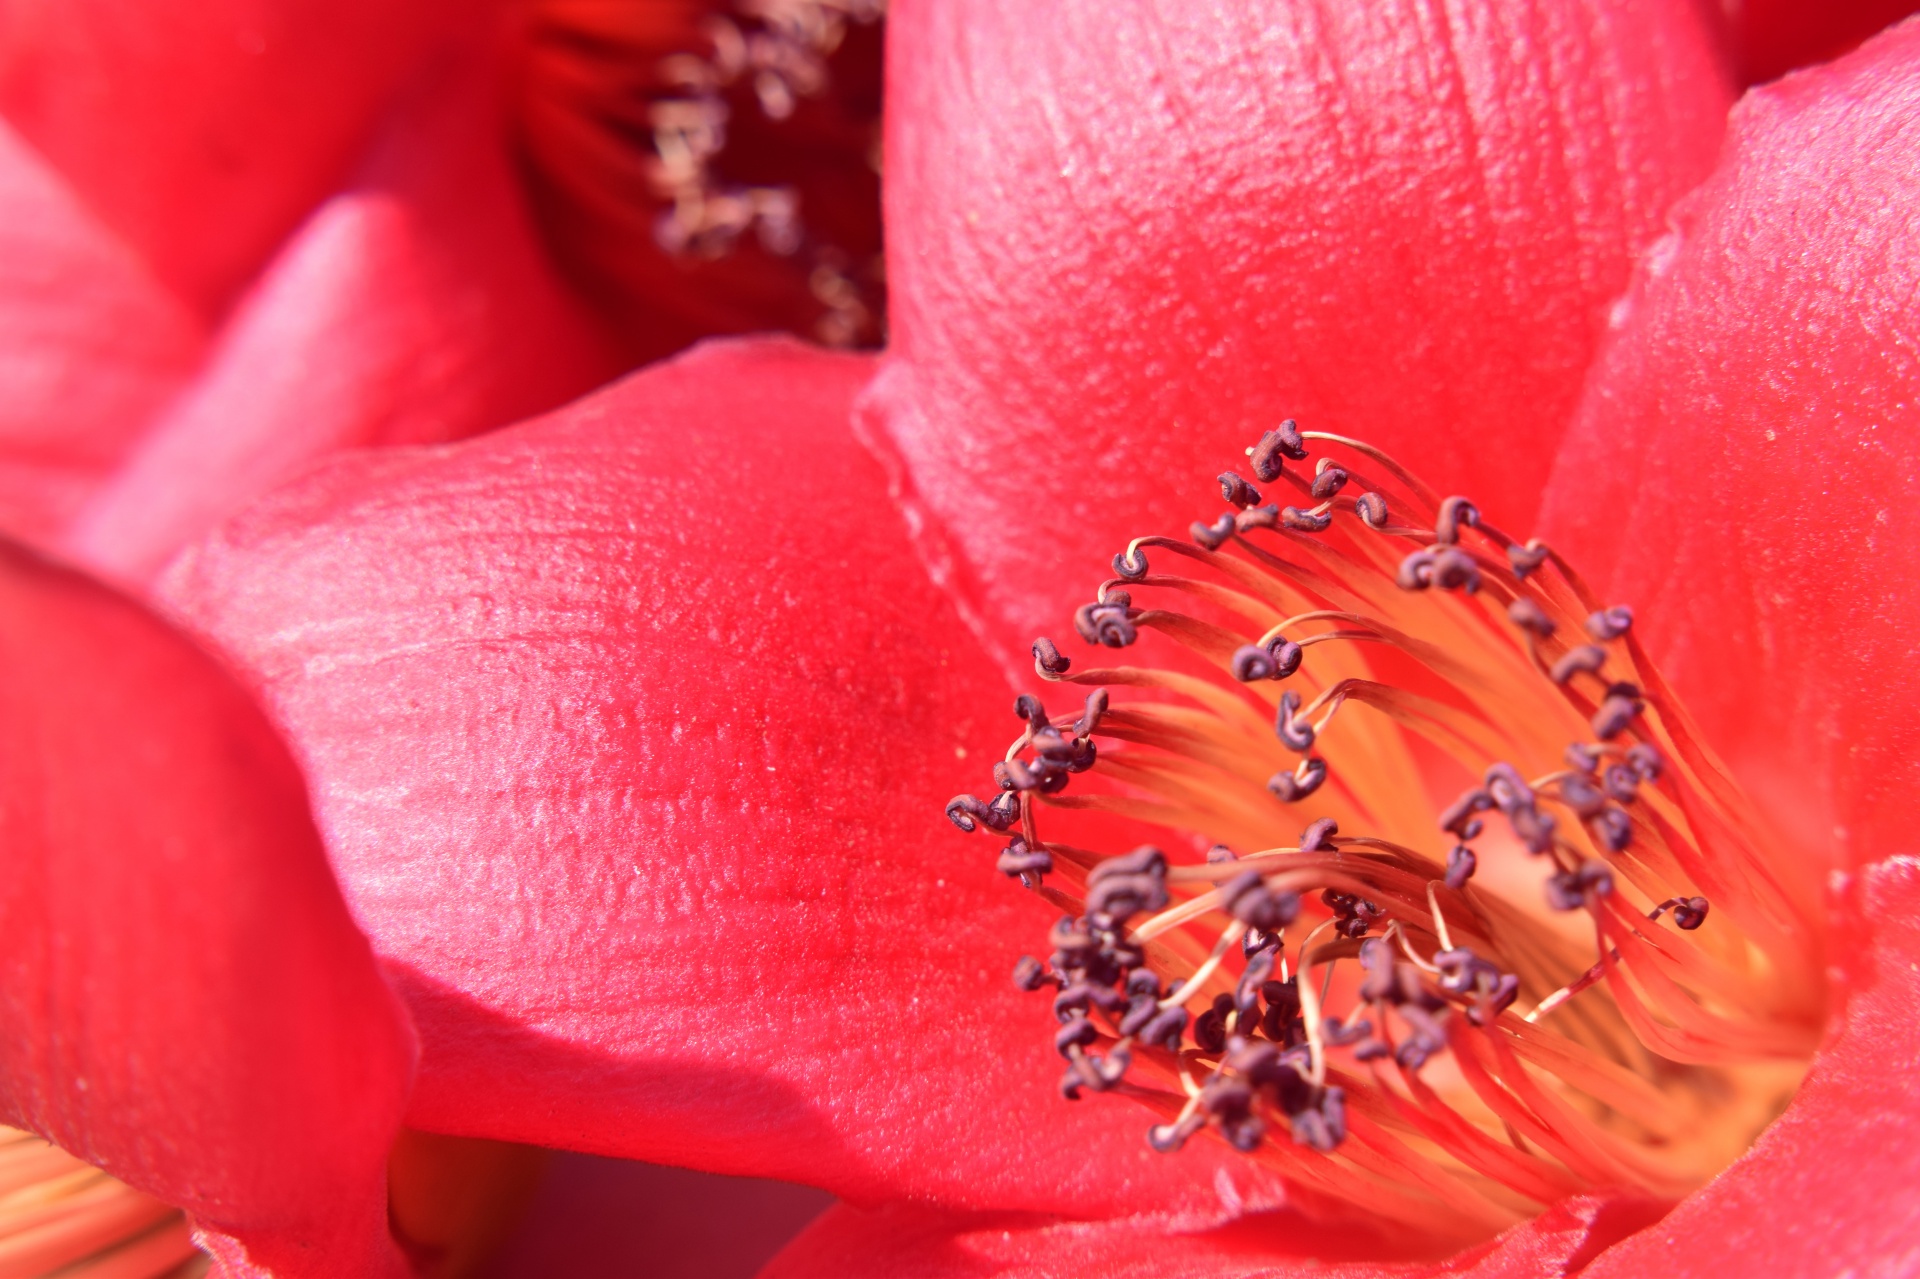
[1591,693,1642,740]
[1230,636,1303,682]
[1249,420,1308,481]
[1398,547,1481,593]
[1602,762,1640,803]
[1267,757,1328,802]
[1281,506,1332,533]
[1508,539,1550,578]
[1435,496,1479,545]
[1074,593,1138,648]
[1439,788,1492,840]
[1274,690,1317,751]
[1508,597,1557,637]
[1586,605,1634,641]
[1310,463,1349,500]
[1354,492,1389,528]
[1589,806,1633,853]
[1545,860,1614,911]
[1219,472,1263,508]
[1073,688,1109,738]
[1013,954,1058,991]
[998,837,1055,880]
[994,758,1041,792]
[1191,514,1237,550]
[1626,742,1664,781]
[1112,545,1149,580]
[1222,869,1301,932]
[1299,818,1339,853]
[1444,844,1477,889]
[946,793,1013,834]
[1650,895,1711,930]
[1236,504,1280,532]
[1032,637,1071,677]
[1550,644,1608,684]
[1014,693,1049,731]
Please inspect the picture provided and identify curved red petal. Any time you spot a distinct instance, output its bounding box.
[867,0,1733,662]
[1582,856,1920,1278]
[760,1192,1672,1279]
[0,120,204,546]
[0,0,482,314]
[1725,0,1920,84]
[1540,19,1920,872]
[160,338,1294,1223]
[0,543,415,1277]
[62,37,621,586]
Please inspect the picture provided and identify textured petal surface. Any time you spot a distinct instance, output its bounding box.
[161,338,1294,1223]
[0,543,415,1277]
[1540,20,1920,872]
[0,120,204,546]
[867,0,1733,662]
[1583,857,1920,1277]
[0,0,475,313]
[64,36,621,586]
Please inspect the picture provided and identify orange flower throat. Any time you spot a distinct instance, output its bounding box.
[947,425,1823,1245]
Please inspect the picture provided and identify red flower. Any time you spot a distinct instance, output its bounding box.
[5,1,1920,1276]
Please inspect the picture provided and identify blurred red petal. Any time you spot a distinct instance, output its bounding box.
[63,37,621,586]
[867,0,1732,662]
[1582,856,1920,1277]
[1724,0,1920,84]
[0,121,204,546]
[0,543,415,1277]
[0,0,480,314]
[1540,19,1920,872]
[161,338,1296,1223]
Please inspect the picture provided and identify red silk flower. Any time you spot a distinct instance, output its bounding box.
[5,1,1920,1277]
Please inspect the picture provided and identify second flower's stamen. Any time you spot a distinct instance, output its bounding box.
[946,423,1825,1240]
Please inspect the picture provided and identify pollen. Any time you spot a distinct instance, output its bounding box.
[947,426,1823,1244]
[514,0,885,354]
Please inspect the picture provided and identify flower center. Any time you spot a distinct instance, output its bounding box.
[948,427,1824,1245]
[514,0,885,356]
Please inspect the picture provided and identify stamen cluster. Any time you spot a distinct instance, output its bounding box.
[946,423,1822,1238]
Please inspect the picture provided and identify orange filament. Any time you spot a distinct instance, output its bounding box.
[515,0,885,358]
[949,426,1823,1247]
[0,1125,200,1278]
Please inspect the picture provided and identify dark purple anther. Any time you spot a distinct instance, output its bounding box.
[1236,504,1280,531]
[1355,492,1389,528]
[1012,955,1053,991]
[1275,690,1317,752]
[1191,513,1237,550]
[1508,540,1550,578]
[1551,644,1608,684]
[1222,869,1301,933]
[1281,506,1332,533]
[1014,693,1049,730]
[1592,694,1641,740]
[1032,636,1071,675]
[1300,818,1339,852]
[1435,496,1479,545]
[1112,545,1149,579]
[1073,688,1109,738]
[1267,757,1328,802]
[1586,605,1634,641]
[1219,471,1263,508]
[1444,844,1477,890]
[1508,597,1558,637]
[997,840,1055,879]
[1626,742,1664,781]
[1311,466,1349,499]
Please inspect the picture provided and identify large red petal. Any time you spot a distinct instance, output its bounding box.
[0,0,479,314]
[0,120,204,546]
[1539,19,1920,872]
[760,1192,1671,1278]
[62,35,621,586]
[866,0,1733,662]
[1582,856,1920,1277]
[160,338,1300,1224]
[0,543,416,1277]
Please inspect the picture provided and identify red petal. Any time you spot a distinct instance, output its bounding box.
[0,0,480,314]
[1540,21,1920,872]
[1581,856,1920,1278]
[1725,0,1920,84]
[866,0,1733,660]
[761,1193,1672,1278]
[0,543,415,1276]
[161,338,1295,1222]
[62,37,621,586]
[0,121,204,546]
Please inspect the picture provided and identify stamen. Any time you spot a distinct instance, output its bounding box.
[947,421,1825,1241]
